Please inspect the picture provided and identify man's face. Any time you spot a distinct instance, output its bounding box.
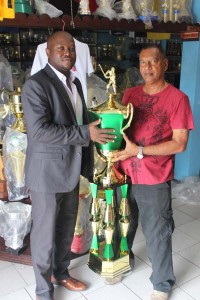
[139,48,168,84]
[46,33,76,74]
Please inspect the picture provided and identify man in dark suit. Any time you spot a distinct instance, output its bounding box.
[22,31,115,300]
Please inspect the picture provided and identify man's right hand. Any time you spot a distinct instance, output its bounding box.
[89,119,116,144]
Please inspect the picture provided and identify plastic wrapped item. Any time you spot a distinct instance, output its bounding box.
[114,0,137,21]
[3,127,29,201]
[158,0,170,22]
[177,0,193,23]
[34,0,63,17]
[71,176,92,254]
[172,177,200,205]
[94,0,117,20]
[2,202,31,250]
[134,0,156,28]
[87,73,108,108]
[0,53,13,92]
[158,0,193,23]
[122,67,144,89]
[0,200,6,238]
[78,0,91,15]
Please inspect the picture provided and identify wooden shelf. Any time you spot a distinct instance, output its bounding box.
[0,13,198,33]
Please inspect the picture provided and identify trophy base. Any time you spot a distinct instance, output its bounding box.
[88,242,131,278]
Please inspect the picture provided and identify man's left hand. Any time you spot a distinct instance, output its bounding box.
[111,134,138,162]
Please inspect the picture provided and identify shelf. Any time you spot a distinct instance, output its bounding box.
[0,13,199,33]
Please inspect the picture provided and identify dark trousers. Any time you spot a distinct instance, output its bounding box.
[30,184,79,300]
[129,182,176,292]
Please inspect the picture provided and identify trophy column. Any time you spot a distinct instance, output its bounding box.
[88,183,131,280]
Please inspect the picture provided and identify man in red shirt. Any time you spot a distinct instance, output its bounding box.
[112,44,194,300]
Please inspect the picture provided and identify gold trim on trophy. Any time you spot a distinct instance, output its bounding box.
[1,87,26,133]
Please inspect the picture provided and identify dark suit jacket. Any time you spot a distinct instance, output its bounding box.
[22,64,94,193]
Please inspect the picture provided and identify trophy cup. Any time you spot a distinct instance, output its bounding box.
[78,0,91,15]
[88,65,133,187]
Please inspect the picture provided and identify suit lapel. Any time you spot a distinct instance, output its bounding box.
[43,65,77,122]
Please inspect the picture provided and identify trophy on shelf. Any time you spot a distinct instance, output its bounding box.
[1,86,28,200]
[88,65,133,187]
[2,86,26,133]
[78,0,91,15]
[88,66,133,282]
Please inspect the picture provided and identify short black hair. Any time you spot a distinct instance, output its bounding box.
[139,43,166,58]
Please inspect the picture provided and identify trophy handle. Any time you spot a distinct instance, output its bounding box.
[120,103,134,134]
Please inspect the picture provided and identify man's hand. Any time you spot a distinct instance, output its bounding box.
[89,119,116,144]
[112,134,138,162]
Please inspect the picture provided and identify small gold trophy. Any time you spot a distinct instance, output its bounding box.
[4,87,26,133]
[88,65,133,187]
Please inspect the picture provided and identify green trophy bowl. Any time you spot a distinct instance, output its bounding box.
[88,94,133,187]
[89,95,133,151]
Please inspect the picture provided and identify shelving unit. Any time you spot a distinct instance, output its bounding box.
[0,13,198,32]
[1,12,197,87]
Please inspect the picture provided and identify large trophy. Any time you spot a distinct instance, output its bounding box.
[88,66,134,282]
[89,65,133,188]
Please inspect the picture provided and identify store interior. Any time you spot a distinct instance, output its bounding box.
[0,1,200,299]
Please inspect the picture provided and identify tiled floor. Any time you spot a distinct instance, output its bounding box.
[0,197,200,300]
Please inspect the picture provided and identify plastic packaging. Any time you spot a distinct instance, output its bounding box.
[34,0,63,17]
[2,202,31,250]
[71,176,92,254]
[172,177,200,205]
[114,0,137,21]
[134,0,156,28]
[94,0,117,20]
[0,53,13,92]
[158,0,193,23]
[87,73,108,108]
[3,127,30,201]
